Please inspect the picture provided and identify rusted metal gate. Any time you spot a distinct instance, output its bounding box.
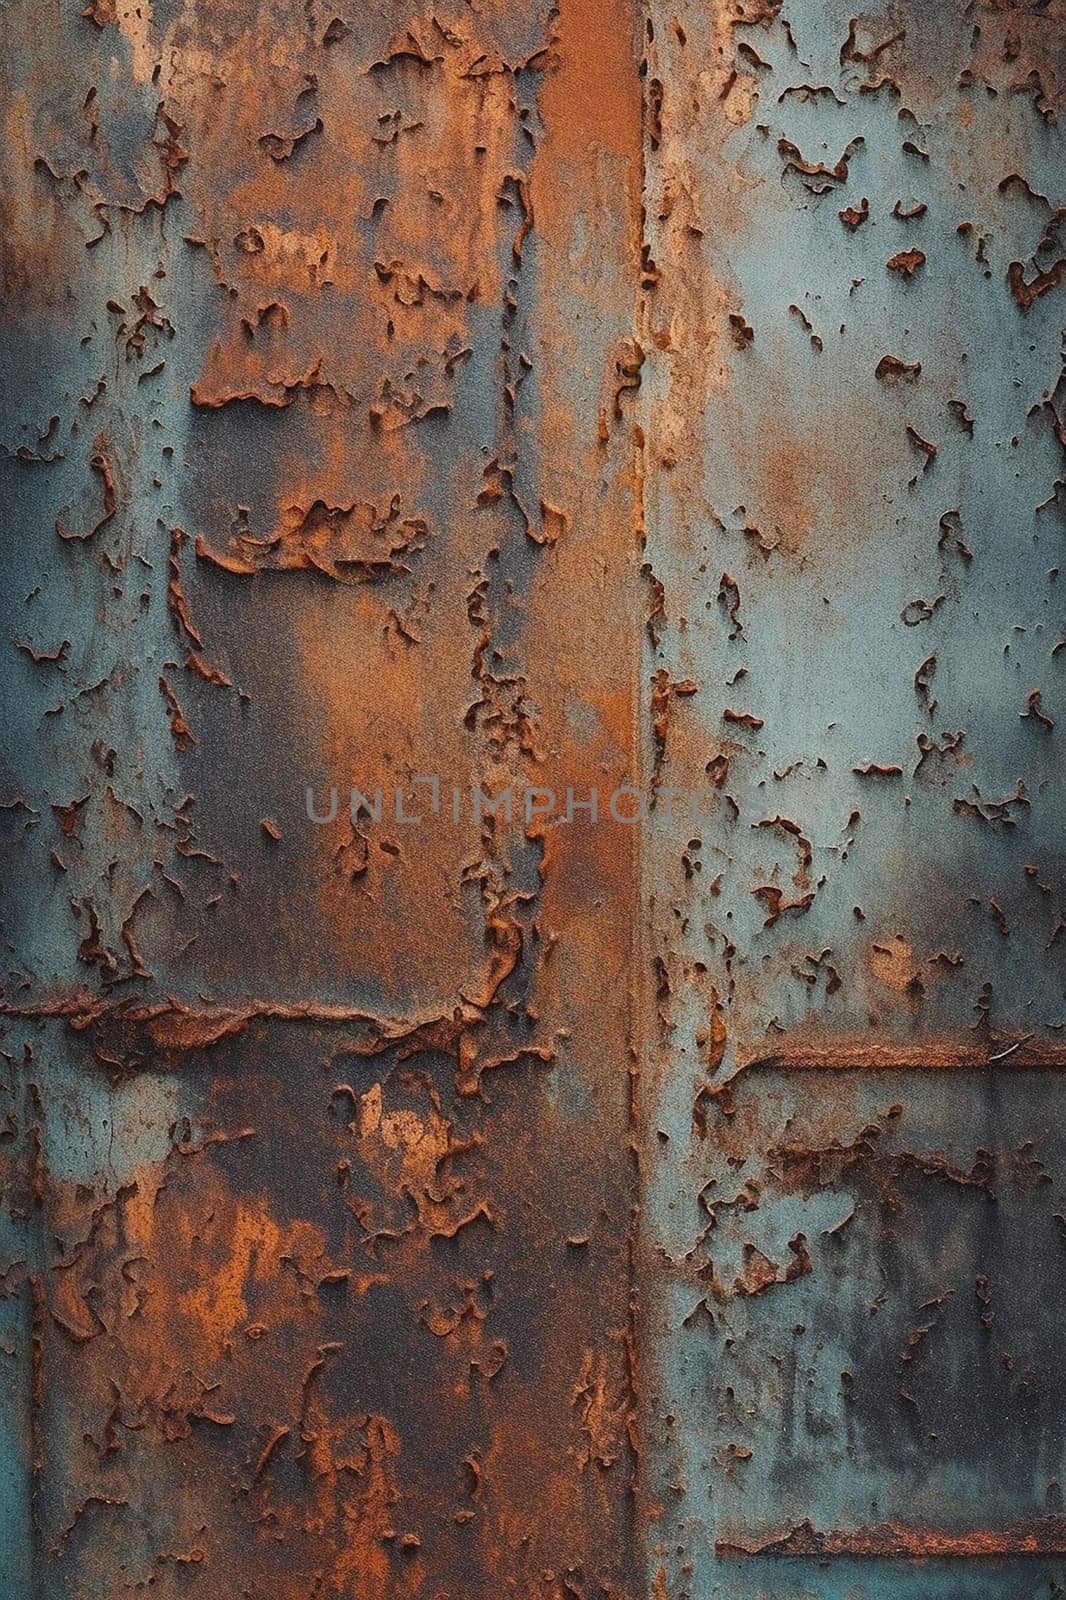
[1,1,1063,1596]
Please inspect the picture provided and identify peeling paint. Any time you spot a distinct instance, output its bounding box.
[1,0,1063,1596]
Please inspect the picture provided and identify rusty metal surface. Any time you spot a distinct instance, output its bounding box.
[0,0,1063,1596]
[640,1,1066,1595]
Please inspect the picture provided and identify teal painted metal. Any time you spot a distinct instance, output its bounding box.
[639,0,1066,1591]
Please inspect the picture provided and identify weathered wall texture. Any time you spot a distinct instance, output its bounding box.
[0,0,1062,1596]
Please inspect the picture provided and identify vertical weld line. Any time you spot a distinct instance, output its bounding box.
[629,0,653,1582]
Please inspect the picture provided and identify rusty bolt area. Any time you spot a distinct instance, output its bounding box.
[0,0,1063,1596]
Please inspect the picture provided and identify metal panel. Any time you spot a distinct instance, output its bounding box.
[1,1,1062,1597]
[1,2,644,1593]
[639,0,1066,1594]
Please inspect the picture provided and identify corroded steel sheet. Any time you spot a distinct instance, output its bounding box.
[640,3,1065,1594]
[0,0,1062,1597]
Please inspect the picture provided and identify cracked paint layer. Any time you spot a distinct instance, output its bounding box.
[0,0,1063,1596]
[639,0,1065,1594]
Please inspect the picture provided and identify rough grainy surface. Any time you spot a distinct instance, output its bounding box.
[0,0,1062,1595]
